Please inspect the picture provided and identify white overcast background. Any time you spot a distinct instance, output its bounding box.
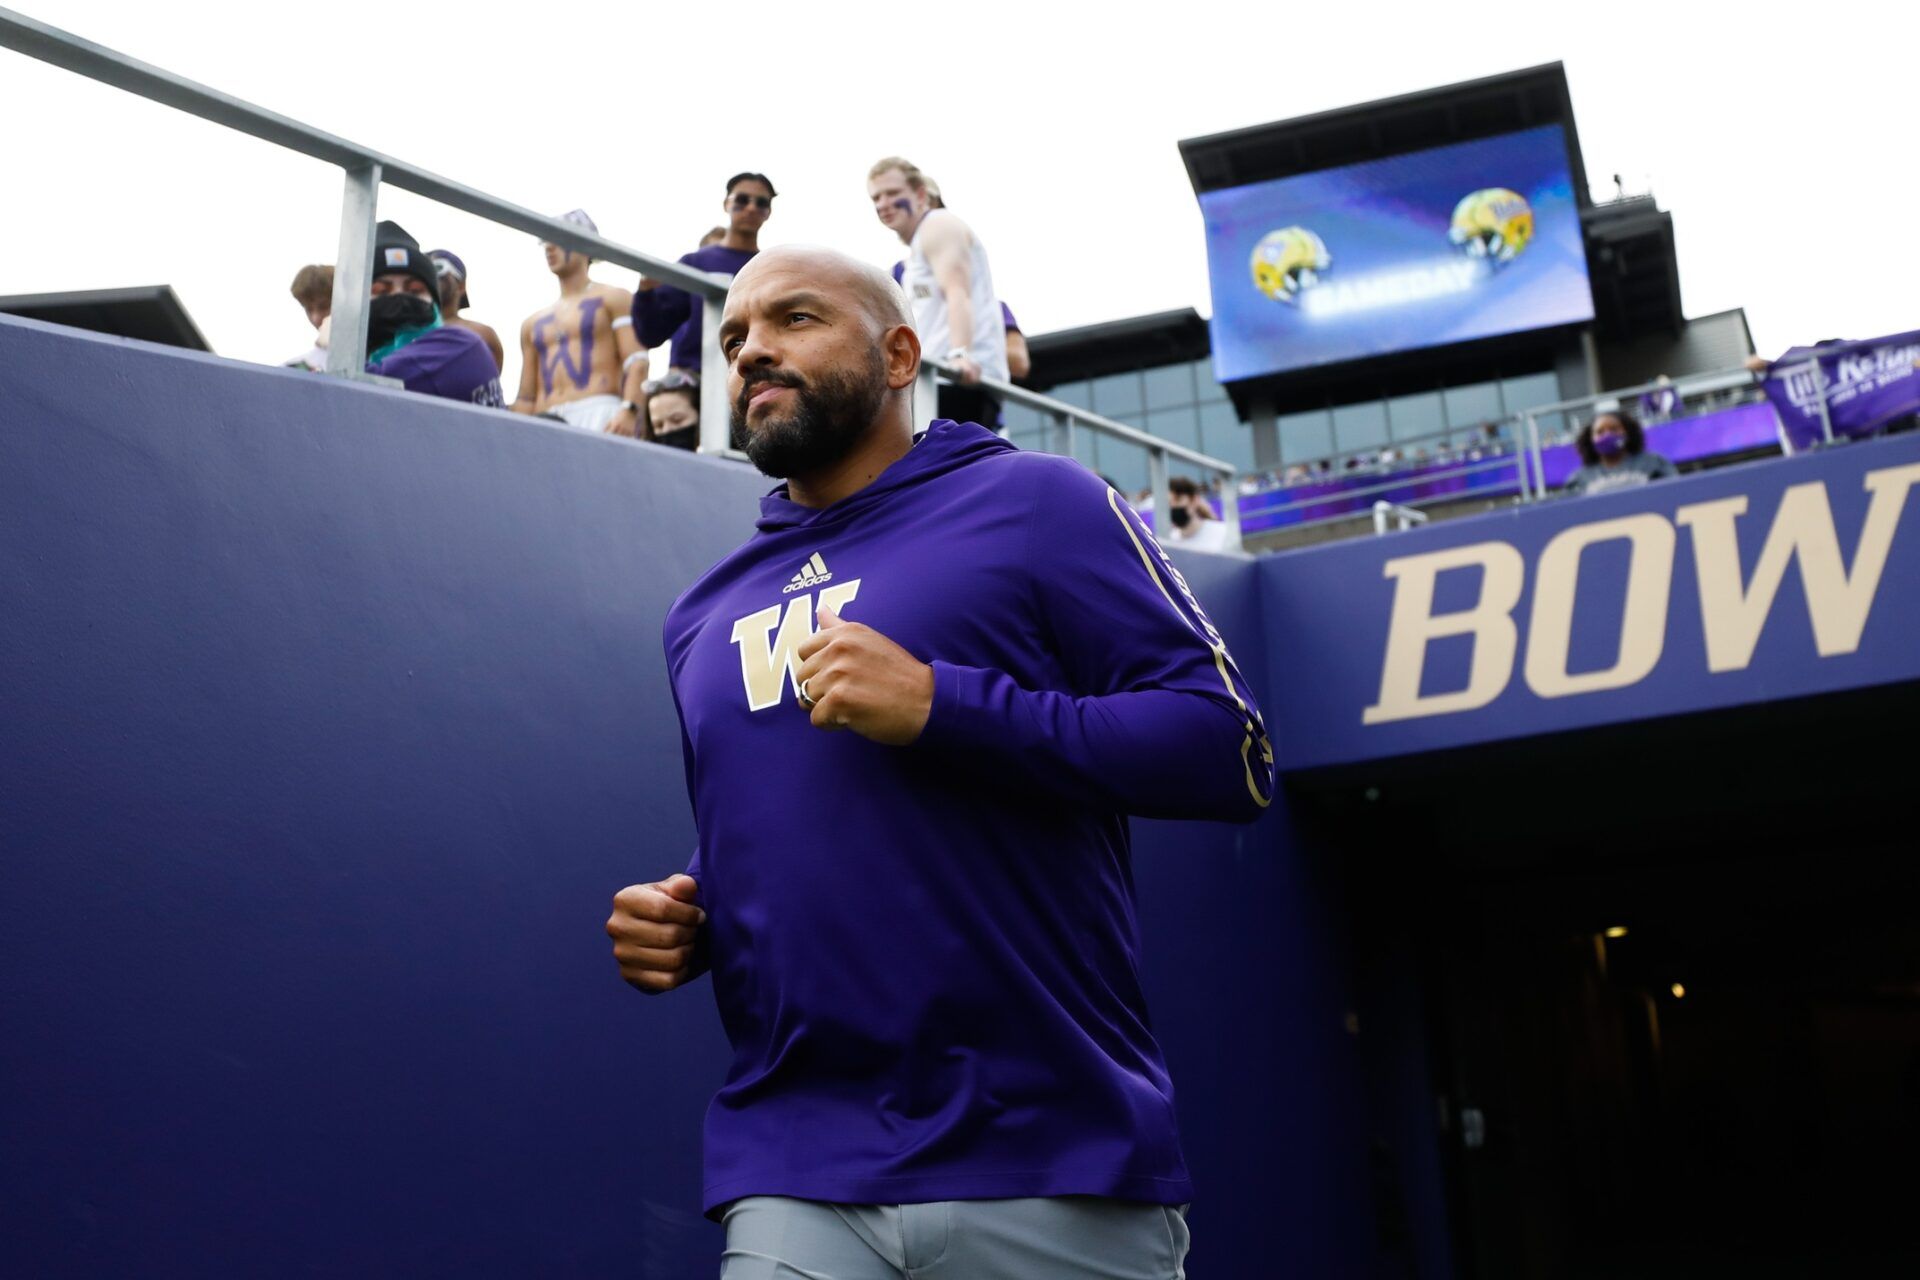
[4,0,1917,401]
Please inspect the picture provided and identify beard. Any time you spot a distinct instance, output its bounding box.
[730,348,888,478]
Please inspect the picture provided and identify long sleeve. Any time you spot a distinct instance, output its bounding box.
[631,282,693,354]
[915,463,1273,823]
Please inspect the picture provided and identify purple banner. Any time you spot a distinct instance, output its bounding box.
[1762,329,1920,452]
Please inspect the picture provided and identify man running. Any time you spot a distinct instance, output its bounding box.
[427,248,504,371]
[605,245,1273,1278]
[510,210,646,436]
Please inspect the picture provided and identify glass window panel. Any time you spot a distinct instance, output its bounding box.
[1278,409,1335,464]
[1047,379,1093,409]
[1145,405,1201,453]
[1000,399,1044,435]
[1200,414,1256,474]
[1386,391,1446,445]
[1144,362,1197,410]
[1195,360,1231,403]
[1074,430,1100,472]
[1332,401,1390,454]
[1442,381,1504,431]
[1499,372,1561,417]
[1091,372,1144,417]
[1196,400,1240,461]
[1103,446,1149,495]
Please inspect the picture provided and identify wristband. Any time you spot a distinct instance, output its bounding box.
[943,347,970,365]
[619,400,639,415]
[610,315,633,330]
[622,351,647,371]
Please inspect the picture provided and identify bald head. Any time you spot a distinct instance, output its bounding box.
[730,244,913,336]
[717,243,924,496]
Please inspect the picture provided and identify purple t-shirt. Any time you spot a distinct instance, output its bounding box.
[632,244,757,371]
[664,421,1274,1214]
[367,326,504,407]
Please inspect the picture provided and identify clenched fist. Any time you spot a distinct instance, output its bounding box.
[606,873,707,994]
[793,606,935,745]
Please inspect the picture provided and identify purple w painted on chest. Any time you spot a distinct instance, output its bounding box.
[534,297,605,395]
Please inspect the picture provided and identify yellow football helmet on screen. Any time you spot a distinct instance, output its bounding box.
[1249,227,1331,304]
[1448,188,1534,265]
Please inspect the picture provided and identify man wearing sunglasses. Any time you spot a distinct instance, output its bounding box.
[632,172,775,391]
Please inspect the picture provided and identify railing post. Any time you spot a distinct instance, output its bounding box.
[1810,361,1836,445]
[325,161,381,377]
[698,285,730,454]
[1218,474,1243,552]
[1512,415,1534,503]
[916,360,940,430]
[1148,448,1171,545]
[1373,500,1392,536]
[1525,412,1547,496]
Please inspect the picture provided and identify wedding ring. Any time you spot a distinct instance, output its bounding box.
[797,678,817,710]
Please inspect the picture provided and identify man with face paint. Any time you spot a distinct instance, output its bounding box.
[510,209,647,437]
[605,245,1272,1278]
[427,248,504,372]
[869,157,1009,430]
[361,221,505,408]
[632,172,776,382]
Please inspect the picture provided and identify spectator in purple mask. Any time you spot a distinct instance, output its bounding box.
[427,249,504,372]
[361,221,504,408]
[1564,409,1675,496]
[633,172,775,375]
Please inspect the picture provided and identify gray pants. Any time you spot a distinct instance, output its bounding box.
[720,1195,1190,1279]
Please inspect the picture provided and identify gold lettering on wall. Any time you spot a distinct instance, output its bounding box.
[1524,514,1675,698]
[1363,542,1525,725]
[1675,462,1920,673]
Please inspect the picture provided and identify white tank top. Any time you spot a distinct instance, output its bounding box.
[902,209,1009,383]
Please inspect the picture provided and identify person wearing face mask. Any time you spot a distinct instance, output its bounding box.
[360,221,505,408]
[1164,474,1238,553]
[1564,409,1675,496]
[644,373,701,451]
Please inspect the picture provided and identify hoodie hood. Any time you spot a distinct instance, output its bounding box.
[753,419,1017,533]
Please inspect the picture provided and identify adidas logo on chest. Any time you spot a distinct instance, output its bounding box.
[782,552,833,593]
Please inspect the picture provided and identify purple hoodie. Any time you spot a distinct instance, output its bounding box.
[631,244,757,370]
[663,420,1274,1214]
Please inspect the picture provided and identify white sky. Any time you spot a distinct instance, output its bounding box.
[4,0,1917,401]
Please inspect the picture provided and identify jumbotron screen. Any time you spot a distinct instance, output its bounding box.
[1200,124,1594,382]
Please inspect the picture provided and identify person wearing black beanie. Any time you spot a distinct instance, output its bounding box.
[361,219,504,408]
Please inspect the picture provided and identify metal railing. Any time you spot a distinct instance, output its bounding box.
[0,6,1240,550]
[1243,363,1779,539]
